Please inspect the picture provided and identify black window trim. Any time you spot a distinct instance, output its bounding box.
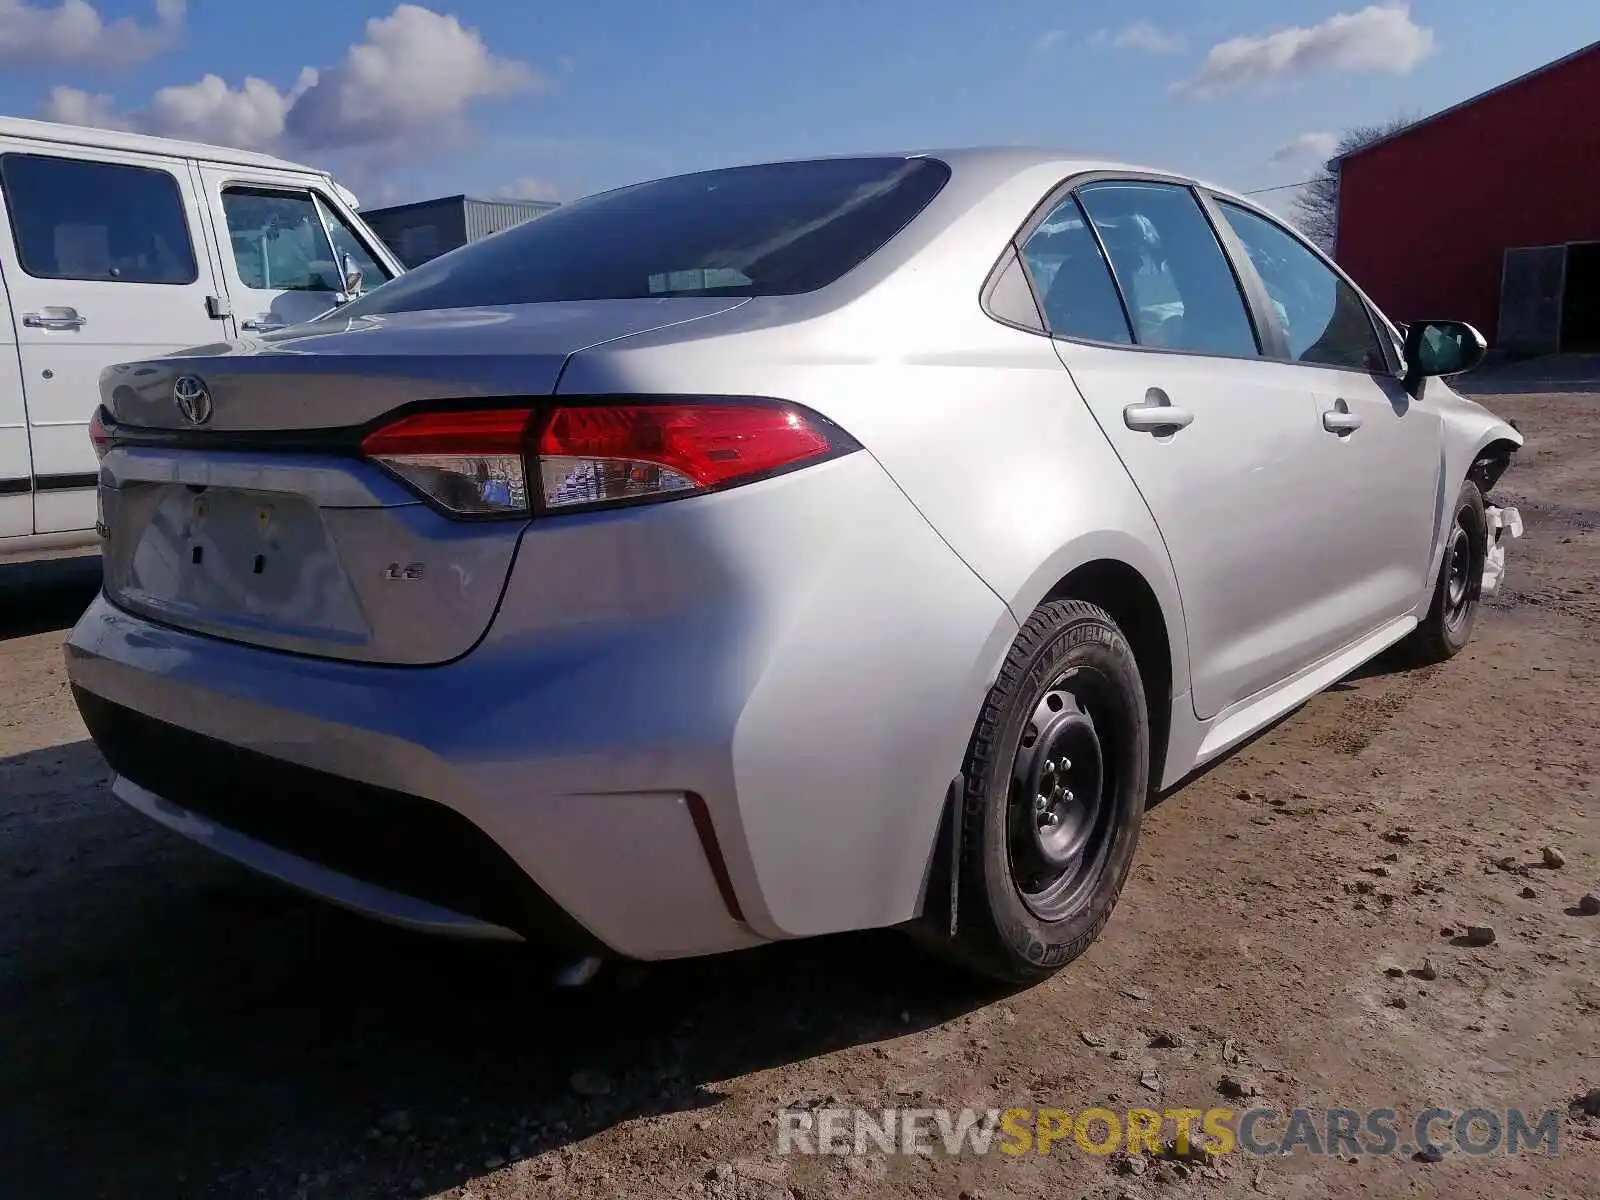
[0,150,201,287]
[1201,189,1405,379]
[983,168,1283,364]
[976,243,1046,335]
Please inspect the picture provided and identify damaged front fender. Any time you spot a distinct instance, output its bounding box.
[1424,378,1525,599]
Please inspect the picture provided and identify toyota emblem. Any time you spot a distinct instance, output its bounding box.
[172,375,213,426]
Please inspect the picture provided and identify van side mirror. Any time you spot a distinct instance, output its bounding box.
[1402,320,1487,393]
[339,252,364,302]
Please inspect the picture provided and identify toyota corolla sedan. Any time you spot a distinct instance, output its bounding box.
[67,149,1522,983]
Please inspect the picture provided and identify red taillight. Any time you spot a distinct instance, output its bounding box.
[360,400,854,518]
[360,408,534,515]
[88,409,111,461]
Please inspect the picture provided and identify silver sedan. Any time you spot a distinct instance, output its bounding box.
[66,148,1522,983]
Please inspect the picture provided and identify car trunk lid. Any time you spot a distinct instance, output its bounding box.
[96,298,747,665]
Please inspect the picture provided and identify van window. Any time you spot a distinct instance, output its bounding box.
[220,187,343,292]
[0,153,198,285]
[315,195,391,288]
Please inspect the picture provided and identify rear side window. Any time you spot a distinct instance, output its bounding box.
[1077,181,1260,359]
[1021,195,1133,344]
[1218,201,1389,373]
[0,153,197,284]
[339,156,951,316]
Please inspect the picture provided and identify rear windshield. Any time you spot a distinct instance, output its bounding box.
[339,156,951,315]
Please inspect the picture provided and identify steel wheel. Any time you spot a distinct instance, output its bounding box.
[1406,480,1486,666]
[928,598,1149,984]
[1443,521,1475,632]
[1007,667,1118,922]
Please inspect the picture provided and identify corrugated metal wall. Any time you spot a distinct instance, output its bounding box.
[464,198,558,242]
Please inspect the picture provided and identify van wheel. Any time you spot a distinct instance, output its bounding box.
[1408,481,1486,665]
[938,600,1149,985]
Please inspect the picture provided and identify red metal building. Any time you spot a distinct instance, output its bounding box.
[1335,40,1600,352]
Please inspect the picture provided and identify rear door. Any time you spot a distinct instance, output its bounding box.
[1213,198,1442,636]
[0,143,226,534]
[1023,178,1340,720]
[195,167,397,335]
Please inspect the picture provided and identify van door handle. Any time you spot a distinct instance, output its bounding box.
[22,307,86,331]
[241,317,286,332]
[1123,392,1194,433]
[1322,403,1363,435]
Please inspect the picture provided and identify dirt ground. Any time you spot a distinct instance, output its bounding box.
[2,366,1597,1200]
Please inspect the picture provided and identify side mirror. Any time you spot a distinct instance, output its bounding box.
[1402,319,1487,393]
[338,252,364,303]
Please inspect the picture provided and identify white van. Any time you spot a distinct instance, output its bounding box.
[0,116,403,557]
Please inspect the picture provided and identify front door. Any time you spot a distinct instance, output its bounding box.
[1212,198,1442,643]
[1023,179,1338,719]
[195,167,394,335]
[0,144,226,534]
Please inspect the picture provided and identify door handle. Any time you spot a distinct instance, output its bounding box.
[241,317,286,332]
[1123,395,1194,433]
[1322,404,1363,435]
[22,307,86,331]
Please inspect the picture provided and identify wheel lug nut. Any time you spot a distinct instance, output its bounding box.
[1043,759,1057,774]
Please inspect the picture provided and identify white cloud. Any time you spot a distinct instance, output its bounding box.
[141,71,314,148]
[499,176,562,202]
[40,84,132,129]
[1270,131,1339,164]
[1090,21,1186,54]
[285,4,539,150]
[1178,5,1435,99]
[1034,29,1066,53]
[37,4,541,161]
[0,0,184,68]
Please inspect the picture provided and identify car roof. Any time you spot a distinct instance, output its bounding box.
[684,146,1261,213]
[0,115,329,177]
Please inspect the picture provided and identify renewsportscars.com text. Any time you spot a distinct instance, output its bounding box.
[775,1105,1563,1159]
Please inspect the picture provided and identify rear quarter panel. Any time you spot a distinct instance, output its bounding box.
[559,293,1191,709]
[558,290,1189,934]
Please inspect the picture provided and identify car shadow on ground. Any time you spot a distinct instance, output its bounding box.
[0,553,101,641]
[0,737,1006,1198]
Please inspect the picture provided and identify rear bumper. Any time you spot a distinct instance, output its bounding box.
[65,452,1015,959]
[77,687,584,945]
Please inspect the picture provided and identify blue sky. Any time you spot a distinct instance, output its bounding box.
[0,2,1593,218]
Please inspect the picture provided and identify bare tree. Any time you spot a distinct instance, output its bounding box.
[1292,114,1416,252]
